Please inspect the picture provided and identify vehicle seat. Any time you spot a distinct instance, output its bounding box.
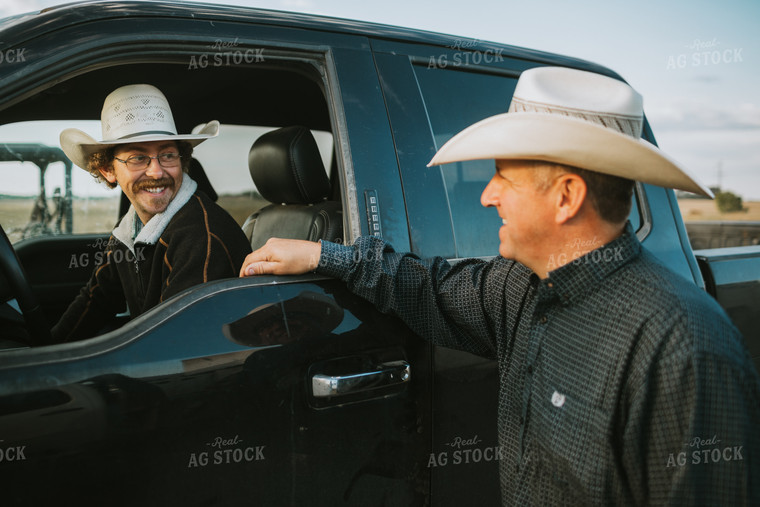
[188,157,218,201]
[242,126,342,250]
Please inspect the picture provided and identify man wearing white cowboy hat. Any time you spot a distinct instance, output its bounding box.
[51,84,251,343]
[238,66,759,504]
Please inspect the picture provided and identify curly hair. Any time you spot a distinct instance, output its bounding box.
[86,146,117,188]
[86,141,194,188]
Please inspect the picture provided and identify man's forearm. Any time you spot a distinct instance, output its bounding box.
[316,236,501,358]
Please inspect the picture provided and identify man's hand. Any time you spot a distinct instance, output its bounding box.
[239,238,322,277]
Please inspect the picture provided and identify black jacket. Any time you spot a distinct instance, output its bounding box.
[52,186,251,343]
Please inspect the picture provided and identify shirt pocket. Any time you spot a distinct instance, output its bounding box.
[532,387,613,502]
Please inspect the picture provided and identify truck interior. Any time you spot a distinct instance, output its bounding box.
[0,56,344,347]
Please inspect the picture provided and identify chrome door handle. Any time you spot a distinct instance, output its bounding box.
[311,360,410,398]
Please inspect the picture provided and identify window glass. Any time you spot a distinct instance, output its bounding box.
[413,65,643,258]
[630,190,641,231]
[0,121,120,244]
[0,121,334,243]
[413,66,517,257]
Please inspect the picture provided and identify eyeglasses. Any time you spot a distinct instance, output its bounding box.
[114,152,182,170]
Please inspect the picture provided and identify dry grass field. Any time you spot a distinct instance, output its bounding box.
[678,199,760,222]
[217,193,268,225]
[0,193,266,244]
[3,195,758,246]
[0,197,120,243]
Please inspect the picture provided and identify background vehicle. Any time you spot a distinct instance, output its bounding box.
[0,2,757,505]
[0,143,73,241]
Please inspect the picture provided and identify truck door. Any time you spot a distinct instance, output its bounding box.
[0,8,430,505]
[372,39,525,505]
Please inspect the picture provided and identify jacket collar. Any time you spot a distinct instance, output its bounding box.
[112,174,197,253]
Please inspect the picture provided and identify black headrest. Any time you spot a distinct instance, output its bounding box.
[188,157,218,201]
[248,126,330,204]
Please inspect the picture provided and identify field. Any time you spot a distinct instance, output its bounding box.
[217,194,268,225]
[0,194,266,244]
[3,195,758,246]
[0,196,120,243]
[678,199,760,222]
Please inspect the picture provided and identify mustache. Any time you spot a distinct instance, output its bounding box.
[134,177,175,192]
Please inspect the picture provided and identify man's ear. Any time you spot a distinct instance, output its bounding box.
[554,173,587,224]
[98,166,117,185]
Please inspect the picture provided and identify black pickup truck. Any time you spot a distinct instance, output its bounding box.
[0,2,758,505]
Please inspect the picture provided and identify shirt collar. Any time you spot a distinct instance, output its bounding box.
[537,222,641,305]
[132,216,143,240]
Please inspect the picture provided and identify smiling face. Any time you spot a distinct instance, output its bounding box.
[480,160,558,268]
[100,141,183,224]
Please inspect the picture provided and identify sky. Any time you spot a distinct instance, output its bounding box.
[0,0,758,199]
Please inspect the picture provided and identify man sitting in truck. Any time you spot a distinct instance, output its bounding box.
[239,67,760,504]
[52,84,251,343]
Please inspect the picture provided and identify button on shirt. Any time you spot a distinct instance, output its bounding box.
[317,223,760,505]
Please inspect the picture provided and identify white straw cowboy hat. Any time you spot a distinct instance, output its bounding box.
[60,84,219,170]
[428,67,712,198]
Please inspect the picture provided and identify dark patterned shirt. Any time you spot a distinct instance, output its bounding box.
[317,223,760,505]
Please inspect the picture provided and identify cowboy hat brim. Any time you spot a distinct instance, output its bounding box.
[427,112,713,198]
[60,120,220,170]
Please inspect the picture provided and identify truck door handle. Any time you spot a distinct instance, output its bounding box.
[311,360,410,398]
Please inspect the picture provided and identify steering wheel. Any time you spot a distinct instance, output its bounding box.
[0,225,52,345]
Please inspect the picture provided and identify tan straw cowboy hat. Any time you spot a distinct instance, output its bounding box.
[60,84,219,170]
[428,66,712,198]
